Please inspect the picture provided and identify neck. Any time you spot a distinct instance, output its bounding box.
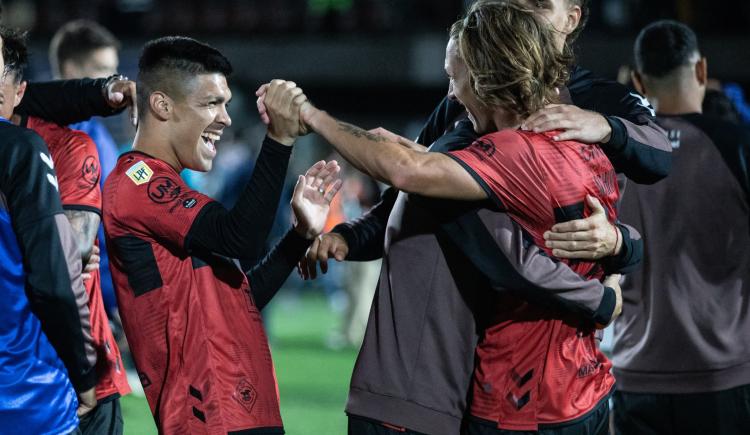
[132,122,183,172]
[491,108,523,131]
[650,89,703,116]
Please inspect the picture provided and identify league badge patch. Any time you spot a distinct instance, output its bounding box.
[126,161,154,185]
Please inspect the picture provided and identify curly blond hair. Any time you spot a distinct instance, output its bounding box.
[450,0,572,117]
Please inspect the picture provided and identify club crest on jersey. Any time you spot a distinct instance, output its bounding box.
[126,161,154,185]
[233,379,257,414]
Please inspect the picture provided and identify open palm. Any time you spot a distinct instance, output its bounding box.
[291,160,342,239]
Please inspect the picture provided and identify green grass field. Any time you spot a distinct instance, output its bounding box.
[121,291,358,434]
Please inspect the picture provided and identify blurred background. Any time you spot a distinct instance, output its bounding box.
[2,0,749,433]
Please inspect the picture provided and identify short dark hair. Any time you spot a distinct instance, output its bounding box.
[137,36,232,118]
[0,26,28,84]
[634,20,700,78]
[49,19,120,76]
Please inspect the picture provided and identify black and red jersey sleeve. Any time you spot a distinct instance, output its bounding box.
[112,158,213,248]
[27,117,102,214]
[446,130,550,224]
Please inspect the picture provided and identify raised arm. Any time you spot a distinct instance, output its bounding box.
[19,76,136,126]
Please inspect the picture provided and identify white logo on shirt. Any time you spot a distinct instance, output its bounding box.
[629,92,656,117]
[39,152,58,191]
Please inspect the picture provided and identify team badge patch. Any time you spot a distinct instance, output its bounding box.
[126,161,154,185]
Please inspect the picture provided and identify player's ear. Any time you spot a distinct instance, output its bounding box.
[150,91,172,121]
[563,3,582,35]
[695,57,708,86]
[13,81,27,109]
[631,71,646,96]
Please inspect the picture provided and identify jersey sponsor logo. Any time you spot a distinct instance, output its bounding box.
[183,198,197,209]
[233,379,257,414]
[629,92,656,116]
[126,161,154,185]
[80,156,100,189]
[147,177,182,204]
[577,359,602,378]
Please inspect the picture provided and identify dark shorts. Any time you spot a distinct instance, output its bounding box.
[466,397,609,435]
[613,384,750,435]
[348,414,430,435]
[77,397,123,435]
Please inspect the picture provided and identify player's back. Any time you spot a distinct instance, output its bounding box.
[613,114,750,394]
[103,152,283,433]
[448,129,618,430]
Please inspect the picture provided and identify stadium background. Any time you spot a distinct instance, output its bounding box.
[3,0,750,433]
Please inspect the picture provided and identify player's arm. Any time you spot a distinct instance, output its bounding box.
[18,76,136,126]
[0,130,98,394]
[304,106,486,200]
[443,209,622,327]
[63,210,100,264]
[247,163,342,310]
[523,84,672,184]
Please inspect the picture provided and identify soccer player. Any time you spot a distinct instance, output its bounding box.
[264,2,628,434]
[0,30,98,433]
[0,28,131,434]
[49,19,125,322]
[612,20,750,435]
[103,36,341,433]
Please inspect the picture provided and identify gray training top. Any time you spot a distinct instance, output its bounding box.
[613,113,750,394]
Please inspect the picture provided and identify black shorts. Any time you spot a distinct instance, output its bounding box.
[466,397,609,435]
[347,414,429,435]
[613,384,750,435]
[77,397,123,435]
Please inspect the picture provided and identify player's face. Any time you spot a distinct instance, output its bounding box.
[527,0,579,51]
[0,73,26,121]
[62,47,119,79]
[170,73,232,172]
[445,38,492,134]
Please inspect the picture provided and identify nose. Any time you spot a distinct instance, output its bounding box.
[217,103,232,128]
[447,81,457,101]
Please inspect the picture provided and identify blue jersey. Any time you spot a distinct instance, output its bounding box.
[0,121,96,433]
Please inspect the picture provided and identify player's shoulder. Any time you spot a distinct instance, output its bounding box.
[110,153,188,205]
[681,113,750,151]
[480,129,530,149]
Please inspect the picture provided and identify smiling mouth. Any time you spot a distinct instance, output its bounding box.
[200,131,221,153]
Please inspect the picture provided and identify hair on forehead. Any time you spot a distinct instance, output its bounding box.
[0,26,29,84]
[137,36,232,118]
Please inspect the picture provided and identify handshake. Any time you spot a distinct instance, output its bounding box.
[254,79,317,146]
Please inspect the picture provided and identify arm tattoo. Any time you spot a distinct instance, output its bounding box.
[63,210,101,264]
[337,121,387,143]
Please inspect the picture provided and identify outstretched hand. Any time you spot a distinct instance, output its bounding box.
[522,104,612,144]
[291,160,343,240]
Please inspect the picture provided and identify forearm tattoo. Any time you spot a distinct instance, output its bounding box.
[63,210,100,263]
[337,121,387,143]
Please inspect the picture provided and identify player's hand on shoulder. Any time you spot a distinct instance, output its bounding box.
[543,195,620,260]
[291,160,342,240]
[298,232,349,280]
[522,104,612,144]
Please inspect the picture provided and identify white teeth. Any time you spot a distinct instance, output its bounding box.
[201,132,221,143]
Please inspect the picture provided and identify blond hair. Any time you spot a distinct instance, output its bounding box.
[451,0,571,117]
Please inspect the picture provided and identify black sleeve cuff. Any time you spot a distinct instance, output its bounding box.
[602,223,643,275]
[262,135,294,156]
[284,227,315,258]
[602,116,628,152]
[71,366,98,393]
[592,286,616,325]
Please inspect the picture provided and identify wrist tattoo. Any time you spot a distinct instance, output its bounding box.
[337,121,386,143]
